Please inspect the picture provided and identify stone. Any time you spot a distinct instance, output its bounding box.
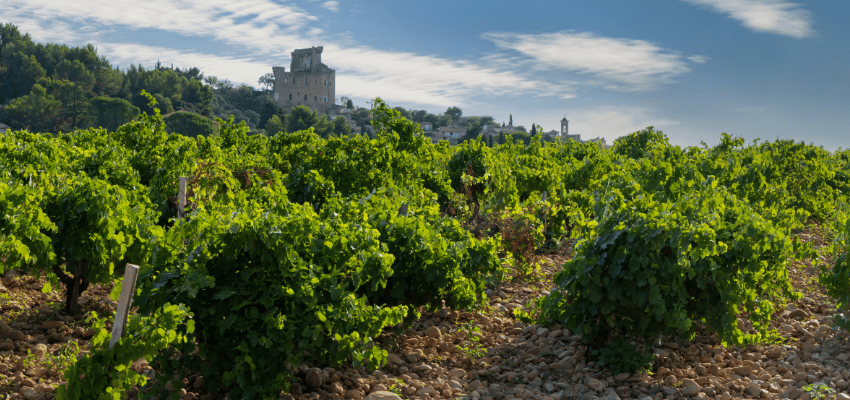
[31,344,48,357]
[371,384,388,393]
[330,381,345,396]
[387,353,405,366]
[613,372,630,382]
[587,378,607,392]
[346,388,364,400]
[364,391,401,400]
[19,387,37,399]
[744,383,761,397]
[602,391,621,400]
[0,321,11,338]
[731,365,752,376]
[0,340,14,352]
[416,385,436,395]
[836,394,850,400]
[9,330,25,341]
[448,368,466,379]
[305,367,323,388]
[788,309,808,320]
[680,379,700,396]
[193,376,204,389]
[425,326,442,339]
[41,321,64,330]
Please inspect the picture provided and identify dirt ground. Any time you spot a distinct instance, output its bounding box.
[1,226,849,400]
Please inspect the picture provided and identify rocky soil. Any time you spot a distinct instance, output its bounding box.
[1,229,849,400]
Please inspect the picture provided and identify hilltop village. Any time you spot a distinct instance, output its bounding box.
[271,46,610,147]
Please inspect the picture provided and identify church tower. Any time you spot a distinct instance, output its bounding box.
[560,116,568,137]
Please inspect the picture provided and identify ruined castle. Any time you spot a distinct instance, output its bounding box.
[272,46,335,115]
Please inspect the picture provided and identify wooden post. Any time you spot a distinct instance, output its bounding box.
[177,177,188,218]
[109,264,140,349]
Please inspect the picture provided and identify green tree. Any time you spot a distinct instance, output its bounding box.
[333,115,353,137]
[0,52,47,103]
[498,131,505,145]
[530,123,536,136]
[53,59,96,92]
[39,78,92,131]
[393,106,412,120]
[89,96,139,132]
[258,72,275,91]
[180,79,214,115]
[4,84,61,132]
[265,114,285,135]
[287,105,321,133]
[346,98,354,109]
[446,106,462,123]
[164,111,217,138]
[351,107,371,129]
[509,114,513,126]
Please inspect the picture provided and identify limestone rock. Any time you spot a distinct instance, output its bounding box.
[330,381,345,396]
[41,321,64,330]
[346,388,364,400]
[425,326,442,339]
[364,392,403,400]
[681,379,700,396]
[305,367,323,388]
[8,330,25,341]
[587,378,607,392]
[0,321,11,338]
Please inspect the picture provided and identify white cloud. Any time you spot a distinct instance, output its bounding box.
[321,1,339,12]
[2,0,583,109]
[682,0,814,38]
[92,42,272,86]
[482,31,698,92]
[688,55,710,63]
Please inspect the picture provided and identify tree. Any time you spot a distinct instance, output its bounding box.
[0,52,47,103]
[509,114,513,126]
[3,83,61,132]
[487,135,494,147]
[530,123,536,136]
[89,96,139,132]
[445,106,462,124]
[287,105,321,133]
[180,79,214,115]
[498,131,505,145]
[164,111,218,138]
[265,114,285,135]
[333,115,353,137]
[53,59,96,92]
[351,108,371,129]
[258,72,275,91]
[393,106,412,120]
[40,78,92,131]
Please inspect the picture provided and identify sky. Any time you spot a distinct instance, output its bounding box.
[4,0,849,150]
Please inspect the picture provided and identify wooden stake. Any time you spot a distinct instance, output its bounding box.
[109,264,139,349]
[177,176,188,218]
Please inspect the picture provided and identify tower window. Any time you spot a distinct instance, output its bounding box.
[304,94,307,101]
[288,93,292,100]
[284,78,287,84]
[314,96,317,102]
[274,92,279,101]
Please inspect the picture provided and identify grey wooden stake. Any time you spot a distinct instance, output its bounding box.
[109,263,140,349]
[177,176,188,218]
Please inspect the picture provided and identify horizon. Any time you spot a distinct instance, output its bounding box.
[3,0,848,150]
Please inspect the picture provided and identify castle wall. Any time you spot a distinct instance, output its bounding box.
[272,46,336,115]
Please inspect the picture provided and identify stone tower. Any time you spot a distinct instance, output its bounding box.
[560,116,568,137]
[272,46,336,115]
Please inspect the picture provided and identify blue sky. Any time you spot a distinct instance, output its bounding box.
[5,0,848,150]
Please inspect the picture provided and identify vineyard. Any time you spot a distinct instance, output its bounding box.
[2,94,850,400]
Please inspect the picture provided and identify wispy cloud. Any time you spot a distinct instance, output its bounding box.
[321,1,339,12]
[2,0,583,109]
[682,0,814,38]
[482,31,705,91]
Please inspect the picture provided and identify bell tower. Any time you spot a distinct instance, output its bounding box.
[560,116,568,137]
